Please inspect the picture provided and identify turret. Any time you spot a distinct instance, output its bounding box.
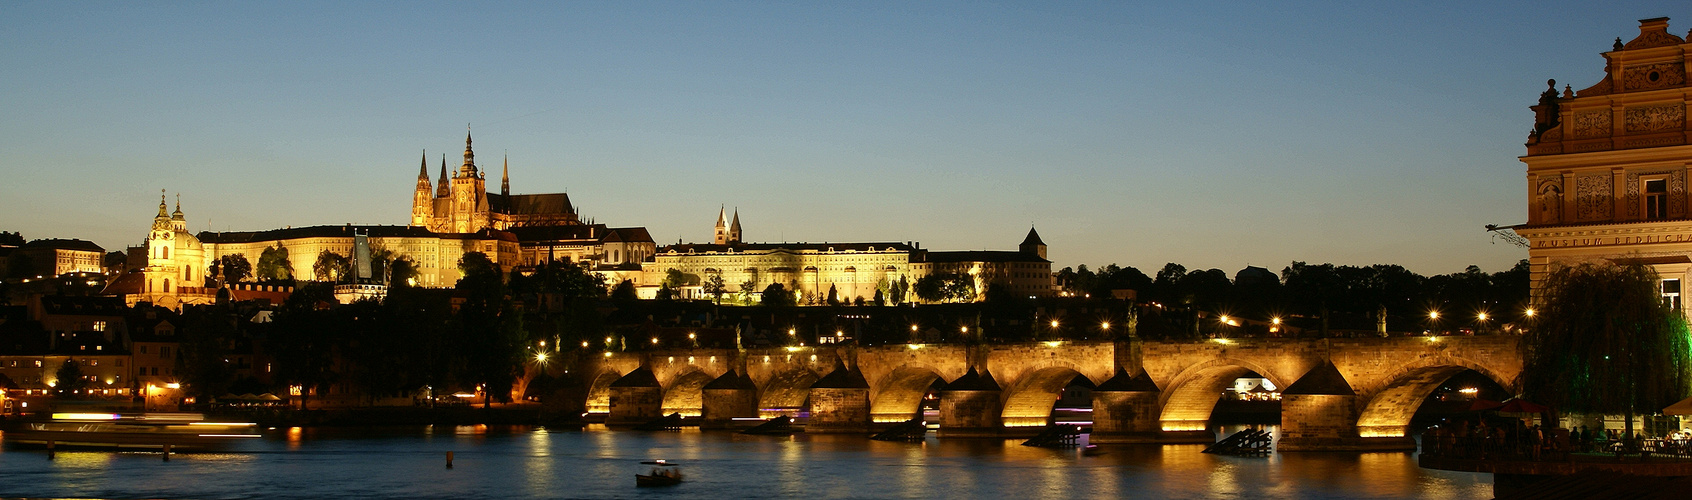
[1020,227,1047,260]
[501,154,510,197]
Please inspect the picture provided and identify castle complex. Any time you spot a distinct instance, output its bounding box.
[1515,17,1692,313]
[105,129,1051,308]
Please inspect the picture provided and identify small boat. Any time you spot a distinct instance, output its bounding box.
[1082,445,1107,456]
[636,465,684,487]
[640,459,676,465]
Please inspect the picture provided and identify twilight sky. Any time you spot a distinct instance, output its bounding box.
[2,2,1686,276]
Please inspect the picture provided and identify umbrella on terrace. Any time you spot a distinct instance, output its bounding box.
[1466,399,1505,412]
[1664,396,1692,416]
[1498,398,1550,414]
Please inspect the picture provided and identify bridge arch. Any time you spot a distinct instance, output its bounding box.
[869,365,944,423]
[758,367,821,415]
[660,369,716,417]
[584,369,625,415]
[1355,355,1515,438]
[1000,365,1089,428]
[1158,358,1289,431]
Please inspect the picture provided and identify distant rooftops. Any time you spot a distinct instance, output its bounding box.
[21,238,104,253]
[660,241,916,254]
[198,224,517,243]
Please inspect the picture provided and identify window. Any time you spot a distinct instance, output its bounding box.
[1664,279,1682,311]
[92,321,106,332]
[1646,179,1669,220]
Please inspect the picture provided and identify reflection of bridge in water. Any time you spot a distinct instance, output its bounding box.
[560,337,1520,451]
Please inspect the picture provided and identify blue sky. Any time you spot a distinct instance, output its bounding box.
[2,1,1686,275]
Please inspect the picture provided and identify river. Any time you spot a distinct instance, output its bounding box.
[0,424,1491,499]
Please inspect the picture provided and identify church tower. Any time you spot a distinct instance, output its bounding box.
[729,209,742,244]
[1019,226,1047,260]
[449,128,491,233]
[714,206,729,244]
[411,151,434,226]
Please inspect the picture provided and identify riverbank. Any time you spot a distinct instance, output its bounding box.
[208,405,586,428]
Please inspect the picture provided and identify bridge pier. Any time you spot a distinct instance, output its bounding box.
[606,367,664,426]
[938,367,1003,438]
[700,370,757,429]
[1275,361,1413,451]
[1088,369,1167,444]
[807,362,872,433]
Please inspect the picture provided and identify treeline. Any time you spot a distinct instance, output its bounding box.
[177,253,611,406]
[1054,260,1531,336]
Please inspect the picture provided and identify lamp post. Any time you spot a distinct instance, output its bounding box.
[1427,311,1440,336]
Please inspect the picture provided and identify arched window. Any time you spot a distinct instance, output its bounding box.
[164,279,171,293]
[162,247,169,259]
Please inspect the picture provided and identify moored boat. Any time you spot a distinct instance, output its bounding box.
[1,412,261,450]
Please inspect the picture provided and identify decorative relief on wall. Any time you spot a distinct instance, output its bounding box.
[1537,176,1563,224]
[1622,62,1687,91]
[1623,169,1687,219]
[1624,104,1685,133]
[1572,111,1612,138]
[1576,175,1612,220]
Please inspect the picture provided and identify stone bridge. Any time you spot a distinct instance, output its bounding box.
[556,336,1520,451]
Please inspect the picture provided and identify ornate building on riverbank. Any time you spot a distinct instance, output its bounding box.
[1514,17,1692,313]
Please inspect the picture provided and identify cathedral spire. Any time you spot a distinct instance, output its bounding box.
[437,154,451,197]
[172,194,184,220]
[156,189,169,218]
[418,150,429,180]
[461,125,476,175]
[501,153,510,197]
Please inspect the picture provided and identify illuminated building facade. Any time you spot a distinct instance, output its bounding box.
[641,214,1052,303]
[1514,17,1692,314]
[11,239,105,278]
[411,130,583,233]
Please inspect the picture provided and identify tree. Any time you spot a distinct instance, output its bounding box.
[611,279,639,302]
[312,250,351,283]
[0,231,23,246]
[760,283,794,307]
[826,284,840,306]
[103,251,129,271]
[389,255,419,287]
[915,273,975,303]
[891,275,909,304]
[210,254,253,283]
[662,269,688,288]
[703,273,728,305]
[455,251,524,409]
[256,245,294,282]
[54,360,88,398]
[1523,262,1691,437]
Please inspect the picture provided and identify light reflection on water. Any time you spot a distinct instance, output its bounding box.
[0,425,1491,499]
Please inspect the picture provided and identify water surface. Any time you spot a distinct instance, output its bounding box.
[0,425,1491,499]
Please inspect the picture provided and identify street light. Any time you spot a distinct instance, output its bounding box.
[1524,308,1536,318]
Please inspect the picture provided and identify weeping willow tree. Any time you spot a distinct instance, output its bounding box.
[1523,262,1692,436]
